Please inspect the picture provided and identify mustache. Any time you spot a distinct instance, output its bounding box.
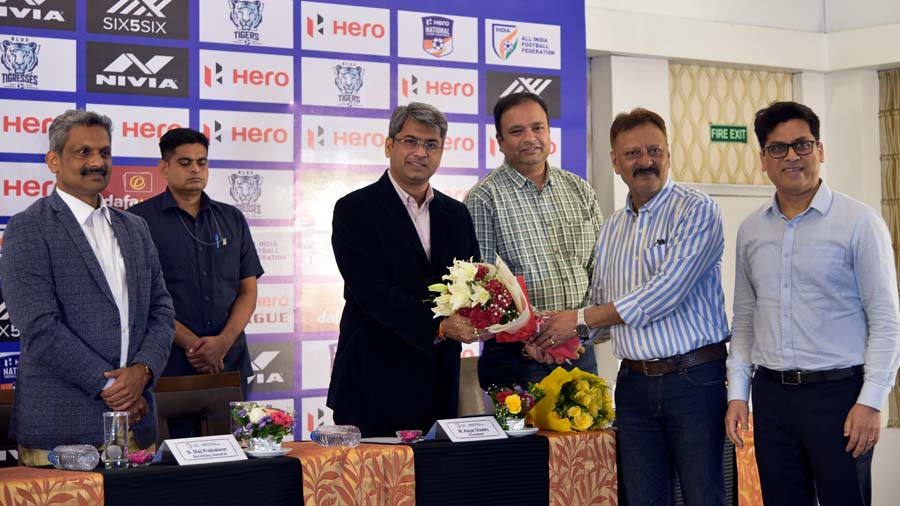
[80,167,108,176]
[632,165,659,177]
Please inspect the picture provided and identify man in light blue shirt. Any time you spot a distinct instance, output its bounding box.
[537,108,731,505]
[725,101,900,506]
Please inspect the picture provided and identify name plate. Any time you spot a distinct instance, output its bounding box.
[153,435,247,466]
[426,416,507,442]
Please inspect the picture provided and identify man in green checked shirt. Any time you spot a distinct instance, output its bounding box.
[464,92,604,389]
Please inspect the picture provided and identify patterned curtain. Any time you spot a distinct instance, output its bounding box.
[879,69,900,427]
[669,63,792,185]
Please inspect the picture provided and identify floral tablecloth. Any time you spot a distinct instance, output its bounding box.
[0,466,104,505]
[543,430,618,505]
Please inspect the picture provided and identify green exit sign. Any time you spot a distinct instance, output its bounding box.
[710,124,747,143]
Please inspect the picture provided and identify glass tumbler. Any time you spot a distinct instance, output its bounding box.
[101,411,129,469]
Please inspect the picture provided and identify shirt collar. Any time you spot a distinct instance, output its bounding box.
[57,188,110,226]
[499,160,553,190]
[387,169,434,209]
[161,187,211,212]
[765,179,832,219]
[624,177,675,216]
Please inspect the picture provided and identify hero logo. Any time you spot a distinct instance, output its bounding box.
[203,62,289,88]
[2,178,53,197]
[2,113,52,134]
[103,0,169,34]
[97,53,176,89]
[306,12,384,39]
[442,135,476,153]
[120,120,180,139]
[248,350,282,385]
[0,0,65,22]
[401,75,473,98]
[204,119,288,145]
[305,124,385,150]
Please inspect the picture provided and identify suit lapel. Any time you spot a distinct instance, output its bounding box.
[49,191,116,306]
[110,210,138,331]
[428,193,450,277]
[376,173,429,270]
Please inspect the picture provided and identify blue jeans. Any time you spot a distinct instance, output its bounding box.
[615,359,727,506]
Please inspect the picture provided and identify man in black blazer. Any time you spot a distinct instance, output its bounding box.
[328,102,481,437]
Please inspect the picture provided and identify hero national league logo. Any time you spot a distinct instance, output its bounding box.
[88,0,189,39]
[87,42,188,97]
[0,0,76,31]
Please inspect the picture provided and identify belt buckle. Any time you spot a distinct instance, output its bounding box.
[642,360,664,377]
[781,371,802,385]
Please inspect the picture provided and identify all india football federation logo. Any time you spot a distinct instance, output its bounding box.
[333,63,363,107]
[1,38,39,89]
[491,23,519,61]
[229,0,263,45]
[229,171,262,215]
[421,16,453,58]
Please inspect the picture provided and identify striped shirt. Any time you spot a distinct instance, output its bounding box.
[464,162,603,311]
[590,179,730,360]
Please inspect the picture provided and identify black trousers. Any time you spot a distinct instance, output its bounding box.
[752,371,872,506]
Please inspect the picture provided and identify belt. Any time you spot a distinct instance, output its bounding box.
[622,342,727,376]
[756,365,864,385]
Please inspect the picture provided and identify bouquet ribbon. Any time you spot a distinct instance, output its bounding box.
[493,276,579,361]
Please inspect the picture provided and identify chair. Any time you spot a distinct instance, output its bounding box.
[153,372,243,444]
[0,389,16,467]
[457,356,487,415]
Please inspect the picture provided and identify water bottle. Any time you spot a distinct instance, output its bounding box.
[47,444,101,471]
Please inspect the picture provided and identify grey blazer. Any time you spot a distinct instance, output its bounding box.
[0,190,174,450]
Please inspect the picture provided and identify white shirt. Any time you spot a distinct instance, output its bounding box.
[387,169,434,261]
[57,189,129,388]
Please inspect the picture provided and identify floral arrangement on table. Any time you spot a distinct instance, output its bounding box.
[527,367,614,432]
[428,257,578,360]
[231,402,294,447]
[487,383,545,430]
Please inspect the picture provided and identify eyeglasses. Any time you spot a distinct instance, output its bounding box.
[395,136,442,153]
[762,140,818,159]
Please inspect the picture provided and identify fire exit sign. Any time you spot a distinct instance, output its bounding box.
[710,124,747,143]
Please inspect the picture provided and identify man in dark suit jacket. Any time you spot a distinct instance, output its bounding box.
[0,110,174,465]
[328,102,481,437]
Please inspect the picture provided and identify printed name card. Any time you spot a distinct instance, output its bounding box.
[153,435,247,466]
[426,416,507,442]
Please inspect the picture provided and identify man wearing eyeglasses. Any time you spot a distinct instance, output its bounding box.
[726,101,900,506]
[464,92,604,389]
[328,102,481,436]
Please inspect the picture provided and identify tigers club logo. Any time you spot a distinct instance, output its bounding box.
[229,0,263,45]
[229,171,262,215]
[1,38,39,89]
[333,63,363,107]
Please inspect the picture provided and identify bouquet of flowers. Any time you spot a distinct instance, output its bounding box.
[487,383,545,430]
[231,402,294,445]
[428,257,578,360]
[526,367,614,432]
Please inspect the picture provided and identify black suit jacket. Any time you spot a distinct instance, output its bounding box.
[327,171,480,436]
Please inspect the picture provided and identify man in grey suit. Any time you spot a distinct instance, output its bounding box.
[0,110,174,466]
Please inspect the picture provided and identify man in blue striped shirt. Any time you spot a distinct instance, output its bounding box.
[725,101,900,506]
[537,108,731,505]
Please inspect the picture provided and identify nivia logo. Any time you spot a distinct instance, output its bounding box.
[89,0,187,39]
[251,350,278,372]
[485,71,561,118]
[87,42,188,97]
[0,0,75,31]
[247,342,293,391]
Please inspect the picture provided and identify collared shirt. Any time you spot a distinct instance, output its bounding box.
[727,182,900,410]
[464,162,604,311]
[57,189,129,386]
[388,169,434,261]
[591,179,730,360]
[129,190,263,361]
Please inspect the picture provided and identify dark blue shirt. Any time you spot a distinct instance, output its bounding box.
[129,189,263,379]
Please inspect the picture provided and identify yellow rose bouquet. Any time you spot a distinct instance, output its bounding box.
[526,367,614,432]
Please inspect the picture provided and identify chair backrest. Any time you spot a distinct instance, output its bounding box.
[0,390,16,467]
[153,372,243,444]
[457,356,486,416]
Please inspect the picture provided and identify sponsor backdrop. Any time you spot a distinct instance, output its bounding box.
[0,0,586,439]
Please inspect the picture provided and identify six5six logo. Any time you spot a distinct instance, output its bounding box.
[87,42,188,97]
[397,64,478,114]
[87,0,189,39]
[201,110,293,163]
[485,71,561,118]
[301,1,388,56]
[0,0,75,31]
[200,50,293,104]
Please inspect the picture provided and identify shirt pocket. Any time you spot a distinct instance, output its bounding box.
[561,220,598,264]
[642,244,667,277]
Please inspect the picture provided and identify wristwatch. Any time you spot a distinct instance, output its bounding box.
[575,308,590,341]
